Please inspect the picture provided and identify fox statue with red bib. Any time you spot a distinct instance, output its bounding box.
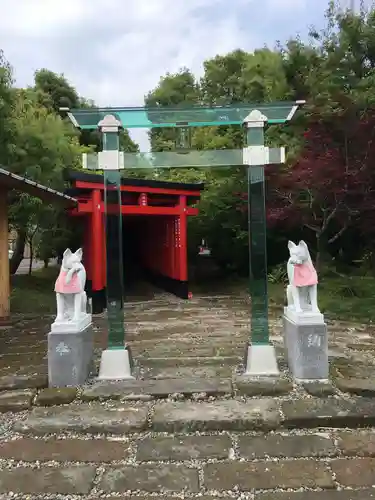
[283,240,328,381]
[48,247,93,387]
[54,248,88,324]
[286,240,319,315]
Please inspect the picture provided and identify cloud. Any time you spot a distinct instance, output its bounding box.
[0,0,327,150]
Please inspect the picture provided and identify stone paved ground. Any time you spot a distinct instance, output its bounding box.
[1,292,375,497]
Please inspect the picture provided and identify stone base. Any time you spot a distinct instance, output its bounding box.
[244,344,279,376]
[51,314,91,334]
[284,306,324,325]
[48,324,94,387]
[283,314,328,381]
[98,348,134,380]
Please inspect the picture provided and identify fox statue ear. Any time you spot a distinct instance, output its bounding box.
[63,248,72,258]
[288,241,296,250]
[299,240,307,248]
[75,248,83,260]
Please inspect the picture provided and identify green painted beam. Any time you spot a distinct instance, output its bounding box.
[83,147,286,170]
[64,100,305,130]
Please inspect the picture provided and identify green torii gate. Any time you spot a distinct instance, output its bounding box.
[64,101,304,380]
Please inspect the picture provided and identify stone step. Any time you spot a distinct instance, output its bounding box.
[2,430,375,496]
[3,431,375,462]
[81,377,233,401]
[80,376,294,401]
[14,403,149,435]
[12,397,375,436]
[137,355,241,367]
[141,365,234,379]
[135,346,243,357]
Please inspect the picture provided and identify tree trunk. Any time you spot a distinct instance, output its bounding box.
[28,240,33,275]
[315,233,331,274]
[314,230,325,274]
[43,259,49,268]
[10,229,26,275]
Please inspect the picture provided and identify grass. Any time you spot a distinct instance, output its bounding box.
[10,266,58,314]
[9,264,375,323]
[269,273,375,323]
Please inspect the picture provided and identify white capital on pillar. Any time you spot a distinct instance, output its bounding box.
[98,114,122,133]
[98,151,125,171]
[243,110,268,128]
[243,146,267,166]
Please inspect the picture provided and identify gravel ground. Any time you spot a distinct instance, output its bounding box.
[0,292,374,497]
[0,411,374,498]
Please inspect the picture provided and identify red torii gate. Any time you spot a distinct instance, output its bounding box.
[65,170,204,312]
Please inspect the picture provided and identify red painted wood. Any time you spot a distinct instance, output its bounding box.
[167,218,174,278]
[162,217,167,277]
[102,212,106,290]
[67,180,201,292]
[70,203,198,216]
[75,180,201,197]
[170,217,176,279]
[178,195,188,281]
[91,189,104,291]
[174,216,180,280]
[83,217,92,281]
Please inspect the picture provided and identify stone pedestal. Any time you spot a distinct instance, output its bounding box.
[283,307,328,381]
[98,347,134,380]
[244,344,279,376]
[48,321,94,387]
[51,313,91,334]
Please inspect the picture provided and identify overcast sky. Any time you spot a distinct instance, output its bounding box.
[0,0,363,150]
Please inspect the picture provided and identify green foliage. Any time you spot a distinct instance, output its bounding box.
[10,267,58,313]
[144,48,299,271]
[0,61,136,274]
[4,86,85,273]
[0,56,141,274]
[9,88,82,182]
[145,69,200,154]
[34,69,79,112]
[144,5,375,277]
[268,264,288,284]
[0,50,15,166]
[269,273,375,322]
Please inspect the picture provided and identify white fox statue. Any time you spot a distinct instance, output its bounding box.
[54,248,87,323]
[286,240,319,314]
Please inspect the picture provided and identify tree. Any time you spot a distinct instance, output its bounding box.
[265,105,375,270]
[143,49,298,273]
[0,51,15,166]
[34,69,80,112]
[145,69,200,154]
[34,69,139,154]
[267,4,375,268]
[35,207,78,268]
[7,87,83,273]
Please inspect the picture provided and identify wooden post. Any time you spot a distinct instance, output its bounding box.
[174,217,180,279]
[0,188,9,321]
[178,195,188,282]
[83,216,92,283]
[91,189,104,291]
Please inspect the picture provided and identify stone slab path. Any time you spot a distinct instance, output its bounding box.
[0,292,374,497]
[1,400,375,497]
